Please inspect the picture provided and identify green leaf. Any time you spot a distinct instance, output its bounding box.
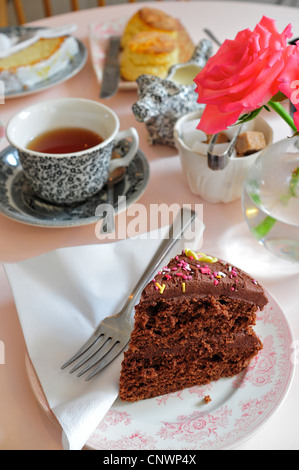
[271,91,288,103]
[237,107,263,124]
[252,215,277,239]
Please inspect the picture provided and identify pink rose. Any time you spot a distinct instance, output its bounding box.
[278,44,299,130]
[194,16,292,134]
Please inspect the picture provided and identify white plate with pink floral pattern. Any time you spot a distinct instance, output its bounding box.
[26,289,294,450]
[89,17,137,91]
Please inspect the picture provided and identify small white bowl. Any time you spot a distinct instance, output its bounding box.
[174,110,273,203]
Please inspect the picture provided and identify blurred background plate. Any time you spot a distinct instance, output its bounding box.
[89,17,137,91]
[0,26,88,99]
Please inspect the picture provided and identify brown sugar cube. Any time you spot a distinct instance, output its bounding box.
[236,131,266,156]
[205,132,229,144]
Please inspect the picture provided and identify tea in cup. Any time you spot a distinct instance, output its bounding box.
[6,98,139,204]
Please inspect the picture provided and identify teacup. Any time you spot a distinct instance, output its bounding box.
[6,98,139,205]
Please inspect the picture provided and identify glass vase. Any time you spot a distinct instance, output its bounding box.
[242,136,299,263]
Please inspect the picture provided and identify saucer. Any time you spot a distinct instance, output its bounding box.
[0,141,150,228]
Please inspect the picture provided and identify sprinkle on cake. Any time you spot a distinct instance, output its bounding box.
[147,249,263,302]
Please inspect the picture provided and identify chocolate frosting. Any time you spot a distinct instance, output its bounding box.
[141,250,268,309]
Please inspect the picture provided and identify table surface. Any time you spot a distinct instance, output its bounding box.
[0,1,298,450]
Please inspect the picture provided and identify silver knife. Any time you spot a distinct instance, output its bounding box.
[100,36,121,99]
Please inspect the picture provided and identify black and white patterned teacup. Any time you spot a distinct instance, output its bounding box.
[6,98,139,204]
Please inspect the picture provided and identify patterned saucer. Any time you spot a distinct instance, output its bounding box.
[0,141,150,228]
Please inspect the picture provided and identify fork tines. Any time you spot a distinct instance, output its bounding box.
[61,332,129,381]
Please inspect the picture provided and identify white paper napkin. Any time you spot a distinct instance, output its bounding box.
[4,222,203,450]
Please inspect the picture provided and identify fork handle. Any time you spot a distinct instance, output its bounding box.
[119,207,198,318]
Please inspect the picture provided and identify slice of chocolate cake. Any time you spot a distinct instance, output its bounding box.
[119,250,268,402]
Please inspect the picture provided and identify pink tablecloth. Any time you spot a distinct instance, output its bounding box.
[0,1,298,450]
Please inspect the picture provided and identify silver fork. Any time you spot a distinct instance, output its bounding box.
[61,207,197,381]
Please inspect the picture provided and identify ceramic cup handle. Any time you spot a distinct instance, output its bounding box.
[108,127,139,173]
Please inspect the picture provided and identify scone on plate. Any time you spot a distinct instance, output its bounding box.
[121,7,194,64]
[121,7,180,47]
[120,31,179,81]
[0,36,79,93]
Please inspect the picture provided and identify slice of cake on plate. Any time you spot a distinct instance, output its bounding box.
[119,250,268,402]
[0,36,79,93]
